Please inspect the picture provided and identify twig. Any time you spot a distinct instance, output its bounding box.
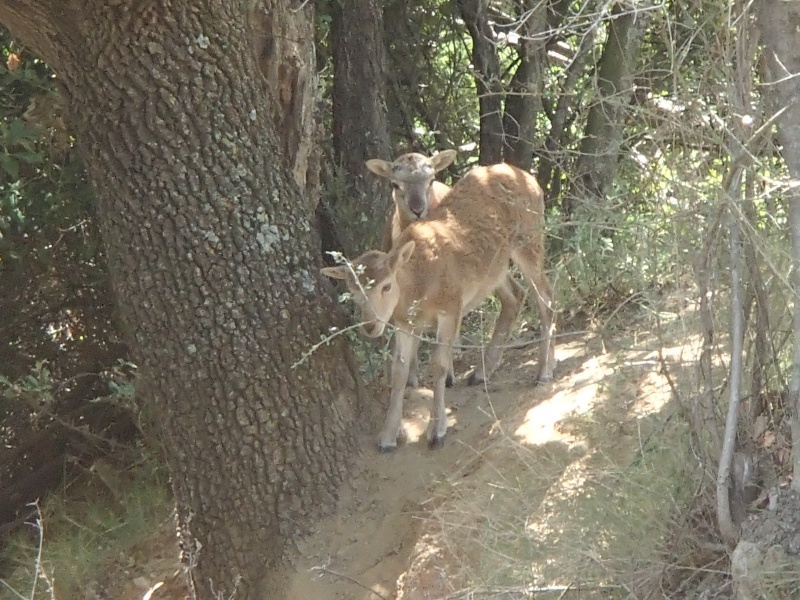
[0,579,27,600]
[557,583,573,599]
[0,501,47,600]
[29,502,45,600]
[291,321,365,369]
[292,0,312,12]
[309,566,390,600]
[443,583,621,598]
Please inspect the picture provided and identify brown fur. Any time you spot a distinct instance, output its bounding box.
[323,163,556,452]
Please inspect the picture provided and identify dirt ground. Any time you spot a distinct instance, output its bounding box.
[104,309,695,600]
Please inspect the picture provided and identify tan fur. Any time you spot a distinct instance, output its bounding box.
[367,150,457,388]
[379,180,451,252]
[323,163,556,452]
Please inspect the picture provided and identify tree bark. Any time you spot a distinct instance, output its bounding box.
[0,2,368,599]
[252,1,319,207]
[502,1,551,171]
[569,7,647,212]
[458,0,504,165]
[758,0,800,492]
[331,0,392,255]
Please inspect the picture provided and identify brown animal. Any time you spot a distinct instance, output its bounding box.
[367,150,457,387]
[366,149,457,253]
[322,163,555,452]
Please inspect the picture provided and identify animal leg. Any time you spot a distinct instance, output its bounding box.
[512,247,556,382]
[469,275,524,386]
[379,330,418,452]
[428,312,460,448]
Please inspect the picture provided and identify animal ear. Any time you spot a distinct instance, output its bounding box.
[365,158,394,179]
[321,266,349,280]
[390,241,416,271]
[430,149,456,172]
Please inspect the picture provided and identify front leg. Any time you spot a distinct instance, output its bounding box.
[379,329,418,452]
[427,312,460,449]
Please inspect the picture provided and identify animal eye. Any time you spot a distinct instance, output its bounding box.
[381,282,392,294]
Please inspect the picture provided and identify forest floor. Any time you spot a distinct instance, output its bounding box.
[95,292,715,600]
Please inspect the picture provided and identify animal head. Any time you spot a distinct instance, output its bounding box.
[366,150,456,221]
[321,241,416,338]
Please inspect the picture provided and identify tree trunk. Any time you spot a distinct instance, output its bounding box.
[502,1,550,171]
[758,0,800,492]
[252,2,320,209]
[458,0,504,165]
[331,0,392,255]
[569,7,647,212]
[0,2,368,599]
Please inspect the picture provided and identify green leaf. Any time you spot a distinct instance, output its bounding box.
[7,118,39,145]
[1,154,19,179]
[14,151,43,164]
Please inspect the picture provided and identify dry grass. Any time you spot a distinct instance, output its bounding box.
[397,296,728,599]
[0,451,172,600]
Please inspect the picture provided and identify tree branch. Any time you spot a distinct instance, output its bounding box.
[0,0,78,71]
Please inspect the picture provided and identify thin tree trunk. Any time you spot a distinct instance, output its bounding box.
[502,0,555,171]
[569,7,647,211]
[502,41,540,169]
[458,0,504,165]
[718,169,744,547]
[538,24,596,207]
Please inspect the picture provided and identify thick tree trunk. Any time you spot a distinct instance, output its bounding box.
[569,7,646,212]
[331,0,392,255]
[253,2,320,207]
[0,2,367,599]
[758,0,800,492]
[458,0,504,165]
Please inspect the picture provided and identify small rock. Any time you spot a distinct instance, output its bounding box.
[731,540,763,600]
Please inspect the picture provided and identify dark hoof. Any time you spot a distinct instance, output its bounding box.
[445,373,455,388]
[378,444,397,454]
[468,372,485,387]
[427,434,446,450]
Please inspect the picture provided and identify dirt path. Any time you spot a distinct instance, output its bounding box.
[110,311,690,600]
[286,333,604,600]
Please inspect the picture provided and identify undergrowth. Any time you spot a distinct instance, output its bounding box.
[0,449,172,600]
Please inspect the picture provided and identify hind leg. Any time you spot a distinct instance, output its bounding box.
[469,274,524,386]
[428,311,460,448]
[512,246,555,382]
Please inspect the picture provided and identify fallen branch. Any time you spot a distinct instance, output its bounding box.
[443,583,621,598]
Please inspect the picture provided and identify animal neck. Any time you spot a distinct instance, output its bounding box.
[390,254,433,332]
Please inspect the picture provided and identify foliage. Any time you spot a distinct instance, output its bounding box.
[0,452,171,600]
[0,33,94,269]
[0,358,139,432]
[1,0,800,596]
